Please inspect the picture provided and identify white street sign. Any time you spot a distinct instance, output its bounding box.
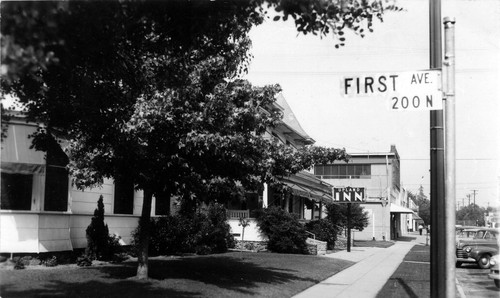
[341,70,443,111]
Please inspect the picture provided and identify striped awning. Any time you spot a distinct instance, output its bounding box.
[279,171,333,204]
[1,123,46,174]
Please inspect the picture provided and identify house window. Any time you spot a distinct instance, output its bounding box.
[44,166,69,211]
[314,164,371,179]
[1,172,33,210]
[44,141,69,212]
[1,128,69,212]
[154,190,170,216]
[113,177,134,214]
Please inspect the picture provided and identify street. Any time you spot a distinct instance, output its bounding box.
[456,263,499,298]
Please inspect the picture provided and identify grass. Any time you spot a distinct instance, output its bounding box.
[0,251,354,298]
[376,244,430,298]
[354,240,395,248]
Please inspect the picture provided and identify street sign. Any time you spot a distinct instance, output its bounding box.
[333,187,365,203]
[341,70,443,111]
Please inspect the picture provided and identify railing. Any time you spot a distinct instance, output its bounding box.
[227,209,250,219]
[305,230,316,240]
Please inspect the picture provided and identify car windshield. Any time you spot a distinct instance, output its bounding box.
[474,230,498,240]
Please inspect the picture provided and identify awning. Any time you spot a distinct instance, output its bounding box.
[390,203,416,214]
[1,123,46,174]
[279,171,333,204]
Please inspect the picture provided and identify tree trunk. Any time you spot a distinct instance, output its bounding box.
[136,188,153,279]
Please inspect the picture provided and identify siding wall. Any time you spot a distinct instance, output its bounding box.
[228,218,267,242]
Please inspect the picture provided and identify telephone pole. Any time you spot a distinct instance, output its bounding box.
[472,190,478,207]
[429,0,447,297]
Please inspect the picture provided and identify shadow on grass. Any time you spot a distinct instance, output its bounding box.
[394,277,419,298]
[1,279,198,298]
[1,253,326,297]
[98,255,319,295]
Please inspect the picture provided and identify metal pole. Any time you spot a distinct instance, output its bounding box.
[444,16,456,298]
[347,203,351,252]
[429,0,446,297]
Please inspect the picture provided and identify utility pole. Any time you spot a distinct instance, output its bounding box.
[472,190,478,207]
[443,16,456,298]
[429,0,447,297]
[467,194,471,206]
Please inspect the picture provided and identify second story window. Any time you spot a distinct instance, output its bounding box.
[314,164,371,179]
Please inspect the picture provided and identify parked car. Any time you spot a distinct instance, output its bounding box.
[455,228,499,269]
[470,246,499,269]
[489,255,499,288]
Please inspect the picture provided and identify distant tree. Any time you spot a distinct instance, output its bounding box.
[1,0,396,279]
[411,185,431,225]
[457,204,486,226]
[326,203,369,231]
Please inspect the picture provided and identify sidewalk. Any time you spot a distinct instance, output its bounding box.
[293,233,429,298]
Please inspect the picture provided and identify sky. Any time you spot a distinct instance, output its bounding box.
[245,0,500,208]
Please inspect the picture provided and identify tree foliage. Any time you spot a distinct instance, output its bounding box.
[326,202,369,231]
[410,185,430,225]
[457,204,486,226]
[1,0,396,279]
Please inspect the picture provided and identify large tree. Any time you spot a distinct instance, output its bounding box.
[1,0,396,279]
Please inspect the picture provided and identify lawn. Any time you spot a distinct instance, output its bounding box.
[354,240,395,248]
[0,251,354,298]
[376,244,430,298]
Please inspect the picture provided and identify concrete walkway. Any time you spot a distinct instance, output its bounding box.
[293,233,429,298]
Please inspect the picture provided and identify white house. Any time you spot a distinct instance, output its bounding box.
[1,93,333,253]
[226,93,334,242]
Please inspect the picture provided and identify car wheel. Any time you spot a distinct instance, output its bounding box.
[477,254,491,269]
[455,261,462,268]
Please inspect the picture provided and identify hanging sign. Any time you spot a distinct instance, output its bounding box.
[333,187,365,203]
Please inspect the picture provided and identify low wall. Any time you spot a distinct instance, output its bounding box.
[227,218,266,242]
[306,238,327,255]
[0,211,140,253]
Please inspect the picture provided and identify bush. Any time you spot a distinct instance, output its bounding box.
[196,203,236,253]
[43,256,58,267]
[305,219,340,250]
[76,255,92,267]
[255,206,308,254]
[85,195,122,260]
[132,203,235,256]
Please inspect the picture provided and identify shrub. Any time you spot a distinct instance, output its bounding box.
[132,203,235,256]
[132,204,235,256]
[43,256,58,267]
[305,219,340,250]
[14,258,25,270]
[255,206,308,254]
[85,195,122,260]
[196,203,236,253]
[76,255,92,267]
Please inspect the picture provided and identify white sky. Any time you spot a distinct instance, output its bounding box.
[245,0,500,208]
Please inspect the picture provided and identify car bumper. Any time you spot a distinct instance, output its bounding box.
[456,257,476,263]
[490,268,499,280]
